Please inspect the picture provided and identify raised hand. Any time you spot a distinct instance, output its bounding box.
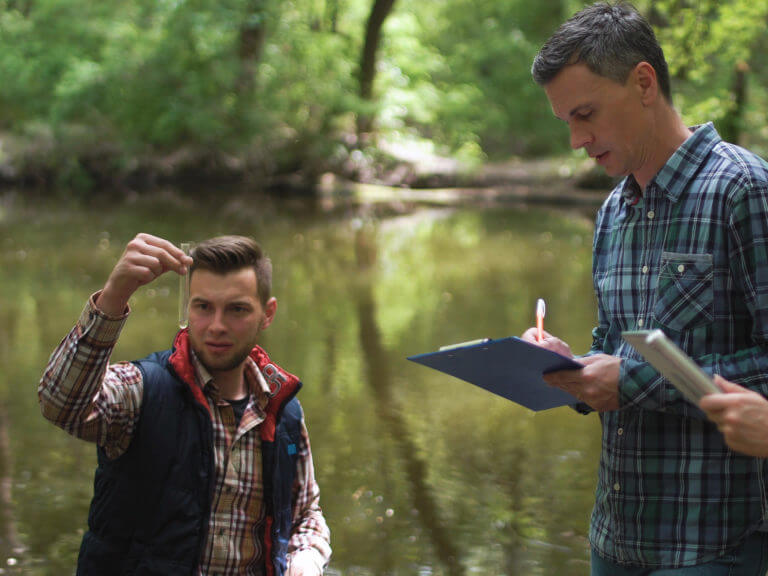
[96,233,193,317]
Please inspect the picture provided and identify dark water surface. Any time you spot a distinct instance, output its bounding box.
[0,191,601,575]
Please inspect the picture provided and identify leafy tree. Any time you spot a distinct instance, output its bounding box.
[643,0,768,145]
[1,0,768,190]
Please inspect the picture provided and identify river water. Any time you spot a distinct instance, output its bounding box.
[0,190,602,575]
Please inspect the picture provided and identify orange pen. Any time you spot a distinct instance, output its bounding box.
[536,298,546,342]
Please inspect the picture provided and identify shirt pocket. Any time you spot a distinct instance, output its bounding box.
[653,252,714,332]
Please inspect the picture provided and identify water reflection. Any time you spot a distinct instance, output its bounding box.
[355,225,464,576]
[0,193,600,575]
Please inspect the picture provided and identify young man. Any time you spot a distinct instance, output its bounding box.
[524,2,768,574]
[39,233,331,575]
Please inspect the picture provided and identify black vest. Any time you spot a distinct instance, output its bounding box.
[76,337,303,576]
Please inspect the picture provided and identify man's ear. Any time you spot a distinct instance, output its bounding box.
[260,297,277,330]
[634,61,658,106]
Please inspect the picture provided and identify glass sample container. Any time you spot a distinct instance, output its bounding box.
[178,242,193,329]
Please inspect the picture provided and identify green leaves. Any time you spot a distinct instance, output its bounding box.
[649,0,768,143]
[1,0,768,187]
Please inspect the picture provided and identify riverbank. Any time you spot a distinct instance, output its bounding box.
[0,130,613,210]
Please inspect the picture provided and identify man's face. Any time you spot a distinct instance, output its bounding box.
[544,63,650,180]
[187,268,275,377]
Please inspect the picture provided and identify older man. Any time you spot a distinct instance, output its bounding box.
[523,2,768,574]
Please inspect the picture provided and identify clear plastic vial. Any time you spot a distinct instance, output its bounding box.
[178,242,193,329]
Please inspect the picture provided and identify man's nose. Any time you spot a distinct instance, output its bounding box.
[209,309,227,332]
[570,125,591,150]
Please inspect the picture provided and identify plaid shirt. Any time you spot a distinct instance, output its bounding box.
[588,123,768,567]
[39,295,331,575]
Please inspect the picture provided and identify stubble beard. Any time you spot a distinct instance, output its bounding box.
[189,334,259,375]
[199,346,253,373]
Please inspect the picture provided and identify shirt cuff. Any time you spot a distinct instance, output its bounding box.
[79,291,130,346]
[288,549,326,572]
[618,357,664,411]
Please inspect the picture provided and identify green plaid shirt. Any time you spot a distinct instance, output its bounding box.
[589,123,768,567]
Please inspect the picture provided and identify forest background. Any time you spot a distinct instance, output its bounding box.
[3,2,768,572]
[1,0,767,195]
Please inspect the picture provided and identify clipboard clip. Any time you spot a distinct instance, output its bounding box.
[438,338,490,352]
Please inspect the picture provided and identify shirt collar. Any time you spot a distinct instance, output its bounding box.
[190,350,271,411]
[621,122,721,206]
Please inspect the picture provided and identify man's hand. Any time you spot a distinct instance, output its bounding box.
[286,551,324,576]
[521,327,574,358]
[543,354,621,412]
[699,376,768,458]
[96,233,193,317]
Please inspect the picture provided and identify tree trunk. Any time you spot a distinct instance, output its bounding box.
[326,0,340,33]
[356,0,397,138]
[719,61,748,145]
[237,0,267,96]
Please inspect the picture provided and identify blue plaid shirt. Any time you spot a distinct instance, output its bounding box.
[589,123,768,567]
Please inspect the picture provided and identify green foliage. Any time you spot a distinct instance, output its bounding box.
[1,0,768,186]
[0,0,360,162]
[644,0,768,140]
[370,0,571,158]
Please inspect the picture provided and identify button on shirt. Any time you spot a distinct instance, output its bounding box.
[589,123,768,567]
[196,353,273,575]
[38,296,331,574]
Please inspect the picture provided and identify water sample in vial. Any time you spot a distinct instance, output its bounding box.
[178,242,193,329]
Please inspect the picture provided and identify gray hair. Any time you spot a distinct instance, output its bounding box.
[531,2,671,103]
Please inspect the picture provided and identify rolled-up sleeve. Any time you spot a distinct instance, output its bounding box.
[287,419,332,568]
[38,293,143,459]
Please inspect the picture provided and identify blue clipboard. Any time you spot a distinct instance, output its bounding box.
[407,337,583,411]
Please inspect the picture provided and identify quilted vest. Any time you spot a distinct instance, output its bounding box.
[76,330,303,576]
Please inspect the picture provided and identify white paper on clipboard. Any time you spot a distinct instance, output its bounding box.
[622,329,720,403]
